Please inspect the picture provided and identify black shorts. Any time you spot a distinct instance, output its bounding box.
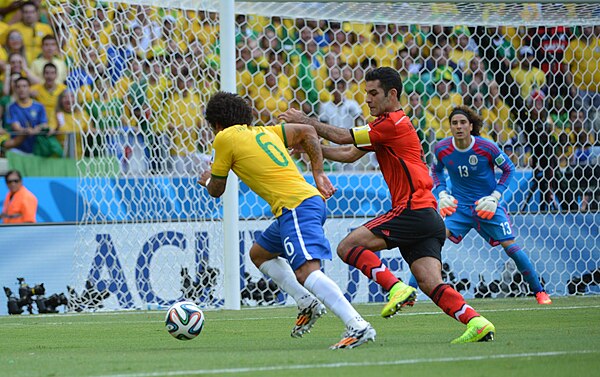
[364,207,446,266]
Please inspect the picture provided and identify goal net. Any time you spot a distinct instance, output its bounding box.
[45,0,600,311]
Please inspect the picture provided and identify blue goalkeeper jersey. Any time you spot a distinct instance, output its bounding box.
[432,136,515,205]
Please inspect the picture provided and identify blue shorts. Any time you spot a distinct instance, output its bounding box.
[256,195,332,271]
[445,204,515,247]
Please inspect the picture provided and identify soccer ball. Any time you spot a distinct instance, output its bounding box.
[165,301,205,340]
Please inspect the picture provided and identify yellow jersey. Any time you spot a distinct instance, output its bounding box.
[162,90,203,156]
[56,109,91,159]
[564,38,600,92]
[426,92,463,140]
[2,22,54,63]
[211,124,322,217]
[31,82,67,130]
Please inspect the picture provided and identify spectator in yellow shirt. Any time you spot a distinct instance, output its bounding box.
[449,26,477,71]
[485,81,516,147]
[253,68,293,125]
[346,65,369,119]
[461,56,488,98]
[153,15,186,56]
[1,28,23,59]
[563,26,600,115]
[143,56,169,173]
[3,53,41,93]
[2,1,53,64]
[510,46,546,101]
[80,18,109,63]
[0,0,24,25]
[54,89,91,159]
[235,46,256,99]
[425,68,463,140]
[0,126,23,155]
[327,28,358,66]
[161,66,206,175]
[30,62,66,130]
[361,24,404,68]
[30,35,66,84]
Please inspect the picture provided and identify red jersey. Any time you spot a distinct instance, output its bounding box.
[351,109,437,210]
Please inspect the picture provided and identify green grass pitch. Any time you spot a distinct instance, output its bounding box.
[1,296,599,377]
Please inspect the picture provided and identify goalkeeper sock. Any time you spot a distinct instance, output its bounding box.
[343,246,399,291]
[258,257,314,308]
[304,269,367,329]
[504,244,544,293]
[430,283,479,325]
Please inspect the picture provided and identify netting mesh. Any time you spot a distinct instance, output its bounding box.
[45,0,600,310]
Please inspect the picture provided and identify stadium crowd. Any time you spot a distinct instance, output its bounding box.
[0,1,597,211]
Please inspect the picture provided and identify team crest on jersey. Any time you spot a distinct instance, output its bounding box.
[469,155,478,165]
[495,155,506,166]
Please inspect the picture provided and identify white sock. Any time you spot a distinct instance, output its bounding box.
[304,270,367,329]
[258,257,315,308]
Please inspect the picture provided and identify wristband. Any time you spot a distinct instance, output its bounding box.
[204,177,211,187]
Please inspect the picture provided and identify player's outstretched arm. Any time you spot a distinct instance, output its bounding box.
[279,108,354,145]
[322,144,367,163]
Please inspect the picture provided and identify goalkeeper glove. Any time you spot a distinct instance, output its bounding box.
[475,191,502,220]
[438,191,458,218]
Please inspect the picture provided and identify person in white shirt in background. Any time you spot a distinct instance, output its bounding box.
[318,79,365,171]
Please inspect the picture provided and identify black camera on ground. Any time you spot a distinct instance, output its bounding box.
[181,265,220,305]
[241,272,281,306]
[3,277,69,315]
[67,280,111,312]
[567,268,600,295]
[4,287,24,315]
[441,262,471,293]
[37,293,69,313]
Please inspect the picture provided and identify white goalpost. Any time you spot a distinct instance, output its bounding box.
[45,0,600,312]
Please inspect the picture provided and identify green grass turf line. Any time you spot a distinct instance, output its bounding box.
[0,296,599,377]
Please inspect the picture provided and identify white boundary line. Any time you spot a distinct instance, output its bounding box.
[1,304,599,326]
[92,350,598,377]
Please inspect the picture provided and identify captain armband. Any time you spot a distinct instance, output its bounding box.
[351,124,372,148]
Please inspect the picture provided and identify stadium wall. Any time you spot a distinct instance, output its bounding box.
[0,213,598,315]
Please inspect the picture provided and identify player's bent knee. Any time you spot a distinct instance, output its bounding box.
[249,243,275,268]
[336,238,355,259]
[336,244,348,260]
[295,260,321,285]
[336,234,363,259]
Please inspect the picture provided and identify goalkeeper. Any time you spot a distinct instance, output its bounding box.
[432,105,551,305]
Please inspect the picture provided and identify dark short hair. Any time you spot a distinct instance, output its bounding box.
[5,170,22,183]
[449,105,483,136]
[14,76,30,86]
[205,91,253,130]
[43,62,57,73]
[42,35,57,44]
[365,67,403,100]
[21,1,37,10]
